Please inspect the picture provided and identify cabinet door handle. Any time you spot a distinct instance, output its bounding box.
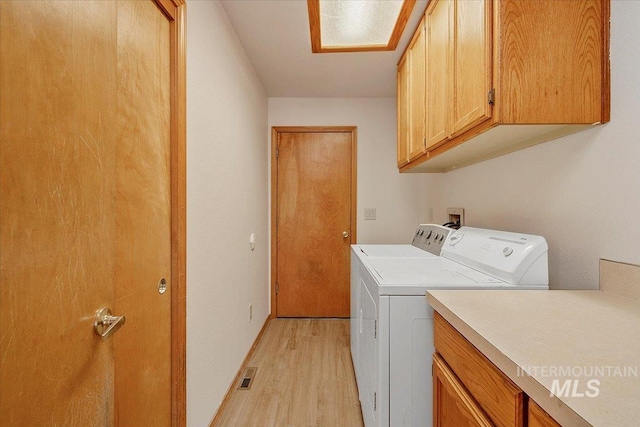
[343,231,349,238]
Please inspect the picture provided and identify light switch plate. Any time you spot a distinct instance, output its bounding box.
[364,208,376,220]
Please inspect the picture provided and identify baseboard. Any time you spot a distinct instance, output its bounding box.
[208,316,271,426]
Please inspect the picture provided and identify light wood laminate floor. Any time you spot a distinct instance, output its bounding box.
[214,319,364,427]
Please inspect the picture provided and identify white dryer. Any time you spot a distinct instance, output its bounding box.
[350,224,454,424]
[350,226,549,427]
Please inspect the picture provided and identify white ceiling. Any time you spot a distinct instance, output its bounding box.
[220,0,428,98]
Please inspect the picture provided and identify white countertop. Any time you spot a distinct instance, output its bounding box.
[426,290,640,427]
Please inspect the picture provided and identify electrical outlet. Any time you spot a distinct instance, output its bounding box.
[249,303,252,322]
[364,208,376,220]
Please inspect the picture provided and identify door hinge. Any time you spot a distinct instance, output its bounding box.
[488,88,495,105]
[374,392,377,411]
[374,320,377,339]
[275,147,279,158]
[275,283,279,294]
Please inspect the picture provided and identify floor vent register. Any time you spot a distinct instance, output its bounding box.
[237,367,257,390]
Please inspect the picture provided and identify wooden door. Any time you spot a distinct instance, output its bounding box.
[397,54,410,167]
[0,2,119,424]
[114,1,172,425]
[0,1,184,425]
[433,354,493,427]
[274,128,356,318]
[426,0,451,149]
[408,17,427,161]
[451,0,492,137]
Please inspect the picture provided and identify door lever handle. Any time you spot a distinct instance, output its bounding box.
[94,307,126,341]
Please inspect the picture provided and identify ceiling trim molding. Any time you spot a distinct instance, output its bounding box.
[307,0,417,54]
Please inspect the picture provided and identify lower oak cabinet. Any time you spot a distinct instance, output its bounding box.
[433,313,562,427]
[433,354,493,426]
[528,401,561,427]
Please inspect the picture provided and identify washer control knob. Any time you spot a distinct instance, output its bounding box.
[439,234,445,242]
[503,247,514,257]
[425,230,432,239]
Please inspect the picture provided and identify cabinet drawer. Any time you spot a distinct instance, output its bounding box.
[528,400,561,427]
[434,313,524,427]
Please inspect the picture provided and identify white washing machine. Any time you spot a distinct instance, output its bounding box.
[350,226,549,427]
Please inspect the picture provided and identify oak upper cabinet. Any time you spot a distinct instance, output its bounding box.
[426,0,451,149]
[398,0,609,172]
[451,0,492,137]
[408,16,426,161]
[397,53,410,167]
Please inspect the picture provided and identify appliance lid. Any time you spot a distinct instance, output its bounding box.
[366,258,502,285]
[355,245,437,258]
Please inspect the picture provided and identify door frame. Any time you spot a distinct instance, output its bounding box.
[153,0,187,425]
[270,126,357,318]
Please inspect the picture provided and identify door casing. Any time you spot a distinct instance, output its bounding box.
[270,126,357,318]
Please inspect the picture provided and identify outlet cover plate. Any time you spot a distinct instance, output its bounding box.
[364,208,376,220]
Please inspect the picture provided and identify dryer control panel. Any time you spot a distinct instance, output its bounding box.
[411,224,454,256]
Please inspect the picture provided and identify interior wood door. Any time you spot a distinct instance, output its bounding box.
[114,1,172,425]
[274,129,356,318]
[0,2,119,424]
[0,1,180,425]
[451,0,492,137]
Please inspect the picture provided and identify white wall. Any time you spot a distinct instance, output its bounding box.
[186,2,269,425]
[427,1,640,290]
[268,98,430,244]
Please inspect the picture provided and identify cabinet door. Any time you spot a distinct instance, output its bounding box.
[435,313,525,427]
[397,54,410,167]
[433,354,493,427]
[426,0,451,149]
[451,0,492,137]
[408,17,426,161]
[528,400,561,427]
